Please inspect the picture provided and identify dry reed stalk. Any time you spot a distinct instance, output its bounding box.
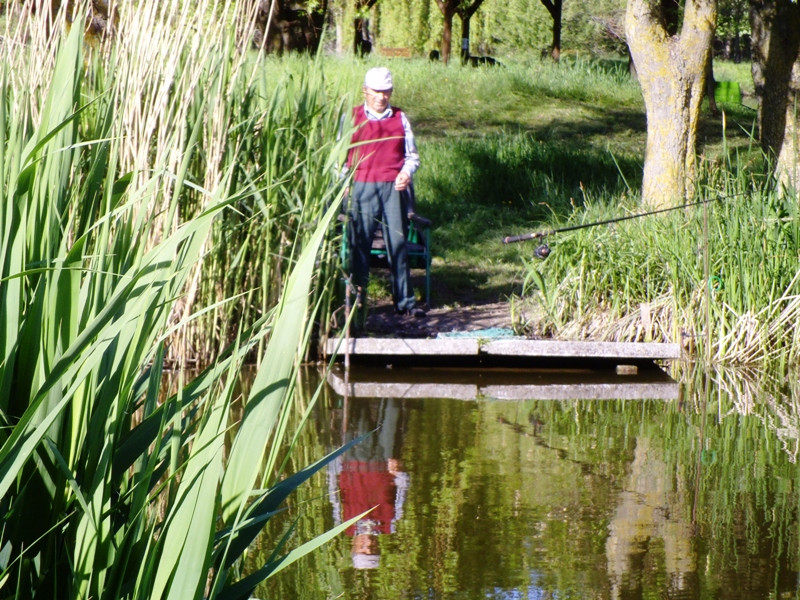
[601,294,676,343]
[2,2,67,120]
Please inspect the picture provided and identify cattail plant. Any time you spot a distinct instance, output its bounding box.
[0,1,356,598]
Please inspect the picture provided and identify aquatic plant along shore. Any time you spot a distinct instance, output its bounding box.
[0,3,354,598]
[515,178,800,366]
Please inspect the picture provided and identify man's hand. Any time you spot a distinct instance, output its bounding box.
[394,171,410,191]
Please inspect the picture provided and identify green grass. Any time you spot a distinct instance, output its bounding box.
[329,54,755,271]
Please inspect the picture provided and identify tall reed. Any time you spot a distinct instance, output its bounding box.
[0,1,354,598]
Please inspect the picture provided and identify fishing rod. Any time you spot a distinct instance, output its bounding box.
[502,196,723,258]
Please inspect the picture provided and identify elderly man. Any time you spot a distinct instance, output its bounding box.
[346,66,424,320]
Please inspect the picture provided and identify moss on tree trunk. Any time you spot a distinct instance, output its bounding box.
[626,0,717,208]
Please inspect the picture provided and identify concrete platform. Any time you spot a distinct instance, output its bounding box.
[324,336,681,367]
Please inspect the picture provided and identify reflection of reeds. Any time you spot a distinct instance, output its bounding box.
[669,364,800,577]
[0,3,353,597]
[680,363,800,462]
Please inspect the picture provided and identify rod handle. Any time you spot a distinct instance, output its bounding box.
[503,232,541,244]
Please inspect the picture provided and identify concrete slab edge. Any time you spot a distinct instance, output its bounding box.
[482,340,682,360]
[326,337,682,360]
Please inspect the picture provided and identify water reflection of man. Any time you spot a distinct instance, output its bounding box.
[328,398,409,570]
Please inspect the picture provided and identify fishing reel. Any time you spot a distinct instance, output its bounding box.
[502,231,550,258]
[533,243,551,260]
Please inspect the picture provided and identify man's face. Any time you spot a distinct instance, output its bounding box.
[364,86,392,113]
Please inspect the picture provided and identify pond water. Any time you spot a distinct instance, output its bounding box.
[250,362,800,600]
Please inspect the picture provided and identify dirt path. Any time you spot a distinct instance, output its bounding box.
[358,264,521,338]
[362,299,514,338]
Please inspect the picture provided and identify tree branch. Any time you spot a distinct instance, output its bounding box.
[539,0,556,17]
[462,0,486,19]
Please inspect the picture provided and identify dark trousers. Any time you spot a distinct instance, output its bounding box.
[348,180,416,312]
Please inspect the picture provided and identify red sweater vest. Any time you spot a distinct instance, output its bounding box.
[347,105,406,182]
[339,461,397,535]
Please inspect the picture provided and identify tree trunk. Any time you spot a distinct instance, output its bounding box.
[256,0,326,54]
[334,4,345,55]
[460,11,470,63]
[749,0,800,191]
[625,0,717,208]
[551,0,562,61]
[352,0,379,56]
[706,53,719,116]
[455,0,487,64]
[627,47,637,78]
[437,0,485,65]
[436,2,455,64]
[353,16,371,55]
[442,10,454,64]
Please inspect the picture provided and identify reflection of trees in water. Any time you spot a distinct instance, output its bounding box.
[402,399,620,597]
[629,362,800,598]
[254,366,800,599]
[605,435,697,599]
[492,368,800,600]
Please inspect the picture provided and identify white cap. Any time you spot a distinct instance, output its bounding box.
[364,67,393,91]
